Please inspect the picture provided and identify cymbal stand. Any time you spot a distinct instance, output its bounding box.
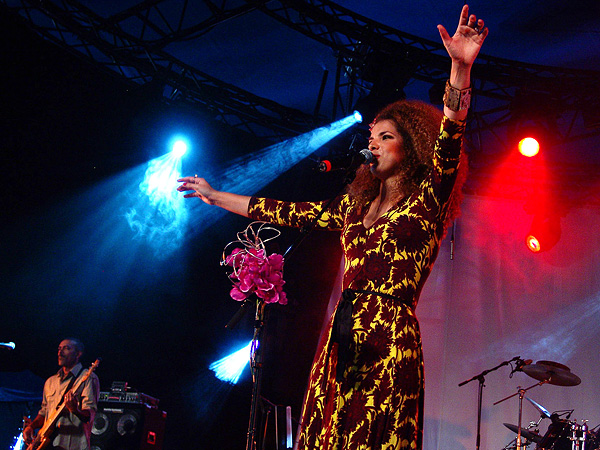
[494,380,549,450]
[503,437,518,450]
[459,356,522,450]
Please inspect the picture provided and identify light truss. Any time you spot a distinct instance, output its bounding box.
[2,0,599,204]
[248,0,599,144]
[3,0,599,143]
[1,0,322,140]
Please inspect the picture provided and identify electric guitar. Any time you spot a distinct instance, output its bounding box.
[26,359,101,450]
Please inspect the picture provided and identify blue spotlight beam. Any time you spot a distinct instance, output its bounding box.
[120,113,360,258]
[220,113,360,197]
[7,114,361,320]
[10,433,25,450]
[209,340,254,384]
[185,113,361,234]
[126,151,188,255]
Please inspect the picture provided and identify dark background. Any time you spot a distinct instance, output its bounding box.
[0,11,348,450]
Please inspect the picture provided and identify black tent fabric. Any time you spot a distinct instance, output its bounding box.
[0,370,44,402]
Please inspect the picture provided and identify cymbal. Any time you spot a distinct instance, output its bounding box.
[522,360,581,386]
[504,423,543,443]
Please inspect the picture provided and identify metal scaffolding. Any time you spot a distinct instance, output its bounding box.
[2,0,599,203]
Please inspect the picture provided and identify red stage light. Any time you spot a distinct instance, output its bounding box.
[518,137,540,157]
[525,234,541,253]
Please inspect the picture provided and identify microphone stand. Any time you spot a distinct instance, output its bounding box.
[246,300,266,450]
[236,163,361,450]
[459,356,521,450]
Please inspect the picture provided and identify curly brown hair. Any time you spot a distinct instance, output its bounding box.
[347,99,467,230]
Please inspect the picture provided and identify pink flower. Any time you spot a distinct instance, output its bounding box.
[224,246,287,305]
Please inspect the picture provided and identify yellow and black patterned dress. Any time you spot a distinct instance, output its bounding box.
[248,116,465,450]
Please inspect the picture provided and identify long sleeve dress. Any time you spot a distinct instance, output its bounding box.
[248,116,466,450]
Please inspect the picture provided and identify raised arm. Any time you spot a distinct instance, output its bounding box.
[438,4,488,120]
[177,176,251,217]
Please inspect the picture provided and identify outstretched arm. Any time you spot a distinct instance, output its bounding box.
[438,4,489,120]
[177,176,251,217]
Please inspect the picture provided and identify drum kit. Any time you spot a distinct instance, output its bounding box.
[498,360,598,450]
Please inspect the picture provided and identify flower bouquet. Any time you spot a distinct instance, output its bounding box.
[221,222,287,305]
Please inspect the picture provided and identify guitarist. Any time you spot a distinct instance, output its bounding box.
[22,338,100,450]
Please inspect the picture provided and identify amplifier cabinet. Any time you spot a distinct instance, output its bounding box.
[91,401,166,450]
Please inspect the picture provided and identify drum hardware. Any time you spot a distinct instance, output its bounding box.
[534,417,599,450]
[504,423,543,443]
[504,437,532,450]
[495,360,581,450]
[503,421,542,450]
[537,416,572,450]
[495,382,548,450]
[570,420,588,450]
[503,416,600,450]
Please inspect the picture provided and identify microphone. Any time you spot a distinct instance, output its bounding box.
[318,149,373,173]
[0,342,16,350]
[510,358,532,376]
[515,358,533,371]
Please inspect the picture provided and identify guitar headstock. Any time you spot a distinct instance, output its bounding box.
[90,358,101,371]
[80,358,101,381]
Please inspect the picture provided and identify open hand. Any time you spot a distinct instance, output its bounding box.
[438,5,488,67]
[177,175,216,205]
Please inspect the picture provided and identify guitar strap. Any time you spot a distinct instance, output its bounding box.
[56,366,84,409]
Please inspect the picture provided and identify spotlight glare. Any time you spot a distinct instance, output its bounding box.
[10,433,25,450]
[525,234,541,253]
[209,341,253,384]
[125,151,187,256]
[172,140,188,157]
[353,110,363,123]
[518,137,540,157]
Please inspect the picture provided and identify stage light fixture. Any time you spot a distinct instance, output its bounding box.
[353,110,363,123]
[508,88,561,157]
[518,136,540,157]
[209,341,253,384]
[525,214,561,253]
[172,139,188,157]
[509,121,546,157]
